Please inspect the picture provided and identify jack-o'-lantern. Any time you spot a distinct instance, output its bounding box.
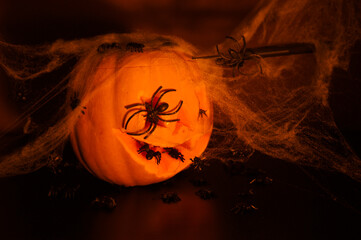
[70,49,213,186]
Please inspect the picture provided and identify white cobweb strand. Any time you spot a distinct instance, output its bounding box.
[0,33,196,177]
[209,0,361,180]
[0,0,360,182]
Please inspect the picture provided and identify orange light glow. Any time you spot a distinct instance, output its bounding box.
[70,50,213,186]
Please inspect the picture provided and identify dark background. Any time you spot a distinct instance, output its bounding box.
[0,0,361,239]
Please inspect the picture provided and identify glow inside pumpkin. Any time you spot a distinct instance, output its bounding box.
[70,50,213,186]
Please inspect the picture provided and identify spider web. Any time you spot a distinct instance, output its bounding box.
[0,0,361,183]
[201,0,361,181]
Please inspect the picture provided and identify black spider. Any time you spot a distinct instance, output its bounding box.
[192,35,262,76]
[48,183,80,200]
[249,176,273,185]
[161,192,181,204]
[215,36,262,76]
[198,109,207,118]
[163,147,185,162]
[70,96,87,114]
[189,177,208,187]
[195,189,216,200]
[190,157,209,171]
[123,86,183,139]
[70,97,81,110]
[137,143,162,164]
[245,168,273,185]
[91,196,117,211]
[126,42,145,52]
[97,42,121,53]
[230,202,258,215]
[238,189,255,198]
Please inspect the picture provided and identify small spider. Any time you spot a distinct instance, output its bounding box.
[97,42,121,53]
[249,176,273,185]
[215,36,262,76]
[48,183,80,200]
[238,189,255,198]
[195,189,216,200]
[123,86,183,139]
[70,97,81,110]
[161,192,181,204]
[198,109,207,118]
[163,147,185,162]
[91,196,117,210]
[137,143,162,164]
[161,41,177,47]
[189,177,208,187]
[192,36,262,76]
[190,157,209,171]
[47,151,64,174]
[70,96,87,114]
[224,160,246,176]
[230,202,259,215]
[245,168,273,185]
[126,42,145,52]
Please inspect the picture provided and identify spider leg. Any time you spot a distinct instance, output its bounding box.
[150,86,163,107]
[122,107,144,125]
[159,100,183,115]
[236,61,244,74]
[250,55,263,75]
[216,44,229,60]
[226,35,246,54]
[155,153,161,165]
[240,35,247,56]
[144,123,157,139]
[123,109,147,129]
[237,61,250,76]
[198,109,207,118]
[225,35,238,43]
[158,117,180,122]
[125,103,145,109]
[126,123,153,136]
[239,55,262,76]
[154,89,176,108]
[257,61,263,74]
[216,44,221,56]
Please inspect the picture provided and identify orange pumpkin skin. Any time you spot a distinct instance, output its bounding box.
[70,50,213,186]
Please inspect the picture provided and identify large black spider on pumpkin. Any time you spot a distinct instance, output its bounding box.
[122,86,183,139]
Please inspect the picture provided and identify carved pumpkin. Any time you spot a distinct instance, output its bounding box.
[70,50,213,186]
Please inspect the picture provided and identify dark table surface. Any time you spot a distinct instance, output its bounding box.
[1,149,361,240]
